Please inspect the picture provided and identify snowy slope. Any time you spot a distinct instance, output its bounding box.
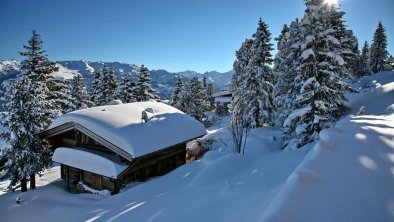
[0,71,393,221]
[262,71,394,222]
[262,115,394,222]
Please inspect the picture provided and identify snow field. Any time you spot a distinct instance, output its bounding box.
[0,71,393,221]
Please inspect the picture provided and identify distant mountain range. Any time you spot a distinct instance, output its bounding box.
[0,60,234,100]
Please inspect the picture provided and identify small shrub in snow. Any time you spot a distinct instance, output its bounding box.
[15,196,22,205]
[202,111,219,127]
[356,106,366,116]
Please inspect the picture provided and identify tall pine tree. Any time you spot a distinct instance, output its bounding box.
[1,30,54,191]
[47,75,73,114]
[170,76,183,108]
[274,19,306,128]
[135,65,159,102]
[356,41,372,77]
[91,68,104,105]
[177,77,210,122]
[281,0,352,149]
[231,19,275,129]
[115,73,137,103]
[369,22,389,73]
[101,65,117,104]
[70,74,93,110]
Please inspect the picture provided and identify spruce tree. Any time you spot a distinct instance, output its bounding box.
[47,76,73,114]
[273,21,301,127]
[356,41,372,76]
[177,77,210,122]
[135,65,159,102]
[1,30,54,191]
[273,24,290,74]
[388,55,394,70]
[70,74,93,110]
[370,22,389,73]
[170,76,183,108]
[231,19,275,129]
[206,83,215,111]
[231,38,253,130]
[116,73,137,103]
[91,68,105,106]
[201,76,214,111]
[101,65,117,104]
[282,0,352,149]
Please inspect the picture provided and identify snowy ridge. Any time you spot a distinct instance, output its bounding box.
[0,60,233,100]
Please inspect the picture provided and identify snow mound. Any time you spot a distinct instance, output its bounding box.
[348,71,394,116]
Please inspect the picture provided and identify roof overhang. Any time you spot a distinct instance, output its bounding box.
[39,122,134,162]
[53,147,128,178]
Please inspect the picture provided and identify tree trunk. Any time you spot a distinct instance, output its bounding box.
[30,173,36,189]
[21,178,27,192]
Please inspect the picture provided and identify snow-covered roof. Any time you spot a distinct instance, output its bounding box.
[46,102,206,158]
[52,147,128,178]
[214,96,232,103]
[212,91,232,97]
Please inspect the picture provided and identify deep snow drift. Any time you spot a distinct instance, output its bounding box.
[0,71,394,222]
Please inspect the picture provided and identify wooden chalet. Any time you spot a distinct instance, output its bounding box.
[40,101,206,195]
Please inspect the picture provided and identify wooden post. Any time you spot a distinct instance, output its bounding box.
[66,166,70,191]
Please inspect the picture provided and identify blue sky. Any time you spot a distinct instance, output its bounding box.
[0,0,393,73]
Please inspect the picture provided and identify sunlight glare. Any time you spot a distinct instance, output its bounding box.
[324,0,338,5]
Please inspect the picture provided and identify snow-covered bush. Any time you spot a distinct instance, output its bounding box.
[76,181,111,197]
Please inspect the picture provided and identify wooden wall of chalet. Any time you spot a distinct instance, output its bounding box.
[118,143,186,185]
[50,129,188,194]
[61,164,119,194]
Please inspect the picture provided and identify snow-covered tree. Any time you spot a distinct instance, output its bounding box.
[282,0,352,149]
[369,22,389,73]
[273,21,304,127]
[388,55,394,70]
[91,69,104,105]
[116,73,137,103]
[135,65,159,102]
[177,77,210,122]
[206,83,215,111]
[1,30,54,191]
[273,24,290,74]
[101,65,117,104]
[90,65,118,106]
[231,38,253,131]
[70,74,93,110]
[355,41,372,77]
[170,76,183,108]
[231,19,275,129]
[202,76,215,111]
[47,75,73,114]
[326,5,359,78]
